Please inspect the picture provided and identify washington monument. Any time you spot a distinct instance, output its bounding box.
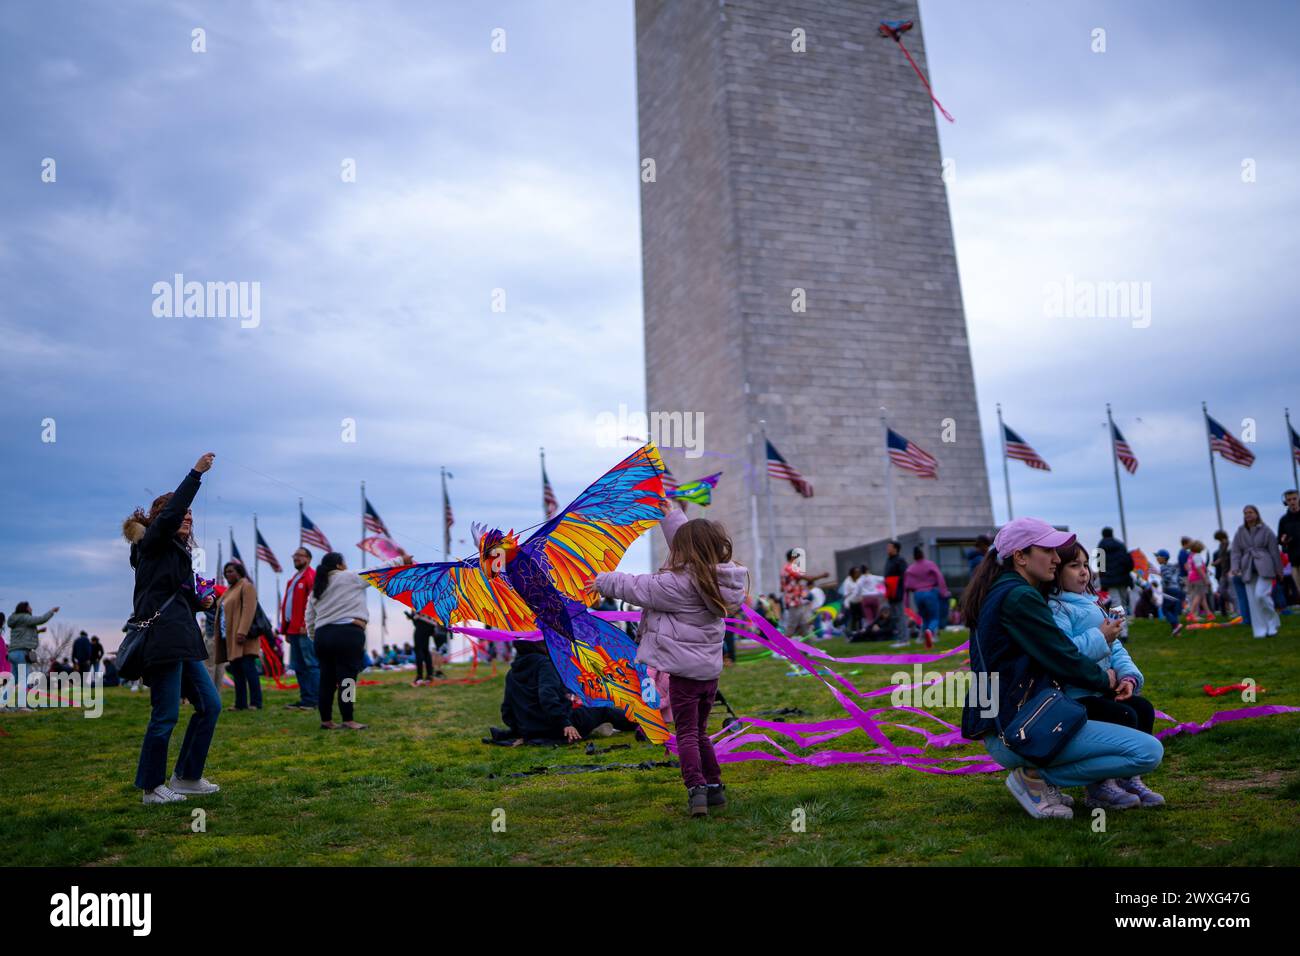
[636,0,994,586]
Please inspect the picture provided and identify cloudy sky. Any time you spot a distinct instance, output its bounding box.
[2,0,1296,646]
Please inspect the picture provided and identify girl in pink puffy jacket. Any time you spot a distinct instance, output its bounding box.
[593,504,749,817]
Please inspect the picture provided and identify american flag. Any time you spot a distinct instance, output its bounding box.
[444,494,454,534]
[1112,422,1138,474]
[229,533,244,566]
[886,428,938,479]
[255,529,282,573]
[660,464,679,495]
[1003,424,1051,471]
[1290,424,1300,466]
[300,512,333,552]
[766,440,814,498]
[542,466,558,518]
[1206,414,1255,467]
[363,497,389,537]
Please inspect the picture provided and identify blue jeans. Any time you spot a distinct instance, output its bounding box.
[984,719,1163,788]
[287,634,320,706]
[135,659,222,790]
[3,650,30,707]
[228,655,263,709]
[913,589,943,636]
[1232,576,1252,626]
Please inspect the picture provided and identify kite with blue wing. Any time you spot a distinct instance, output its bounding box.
[362,443,672,742]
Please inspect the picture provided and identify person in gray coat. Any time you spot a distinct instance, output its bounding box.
[1230,505,1283,638]
[3,602,59,710]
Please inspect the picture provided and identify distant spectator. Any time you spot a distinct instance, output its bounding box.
[1278,489,1300,603]
[1096,527,1135,614]
[1153,550,1185,635]
[883,541,909,647]
[966,534,992,574]
[1231,505,1283,639]
[3,602,59,711]
[1211,530,1235,616]
[1184,541,1212,620]
[780,549,827,637]
[904,544,949,649]
[1176,536,1192,590]
[221,561,262,711]
[71,630,93,674]
[90,636,104,674]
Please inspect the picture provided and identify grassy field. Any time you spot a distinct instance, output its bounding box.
[3,616,1298,866]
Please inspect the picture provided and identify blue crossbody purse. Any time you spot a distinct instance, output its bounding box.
[998,682,1087,766]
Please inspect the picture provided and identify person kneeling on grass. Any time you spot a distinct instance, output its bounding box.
[491,639,638,743]
[1048,542,1164,810]
[961,518,1163,821]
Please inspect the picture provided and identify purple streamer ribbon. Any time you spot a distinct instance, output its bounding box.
[454,605,1298,772]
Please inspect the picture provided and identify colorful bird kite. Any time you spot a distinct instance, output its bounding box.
[667,471,722,507]
[878,19,954,123]
[362,443,672,742]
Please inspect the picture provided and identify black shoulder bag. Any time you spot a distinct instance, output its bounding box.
[118,589,182,681]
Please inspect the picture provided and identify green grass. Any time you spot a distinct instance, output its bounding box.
[3,616,1298,866]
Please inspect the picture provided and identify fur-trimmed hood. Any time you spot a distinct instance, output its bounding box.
[122,517,147,544]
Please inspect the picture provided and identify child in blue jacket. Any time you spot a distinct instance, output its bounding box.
[1049,542,1165,811]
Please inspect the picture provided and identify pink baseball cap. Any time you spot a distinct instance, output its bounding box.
[992,517,1075,557]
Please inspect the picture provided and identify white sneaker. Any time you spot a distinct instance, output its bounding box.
[889,640,909,648]
[142,784,187,804]
[168,774,220,794]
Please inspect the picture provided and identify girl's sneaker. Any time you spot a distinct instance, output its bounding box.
[1085,778,1140,809]
[706,783,727,807]
[1118,776,1165,806]
[687,786,709,817]
[923,629,934,649]
[1005,767,1073,819]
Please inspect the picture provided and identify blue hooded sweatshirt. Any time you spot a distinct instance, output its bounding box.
[1048,590,1143,697]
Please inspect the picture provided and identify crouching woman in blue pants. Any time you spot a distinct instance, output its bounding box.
[960,518,1163,820]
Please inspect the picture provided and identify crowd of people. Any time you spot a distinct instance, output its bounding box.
[2,450,1294,821]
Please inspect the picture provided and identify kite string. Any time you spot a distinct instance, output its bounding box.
[894,38,955,123]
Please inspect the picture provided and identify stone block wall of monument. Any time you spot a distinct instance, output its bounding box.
[636,0,993,590]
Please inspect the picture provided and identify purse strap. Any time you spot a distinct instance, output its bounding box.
[132,588,185,630]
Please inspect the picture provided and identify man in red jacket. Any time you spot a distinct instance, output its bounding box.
[280,547,319,711]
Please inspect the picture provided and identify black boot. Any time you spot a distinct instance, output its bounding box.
[706,783,727,807]
[687,786,709,817]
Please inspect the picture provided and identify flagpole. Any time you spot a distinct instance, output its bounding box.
[760,420,777,594]
[253,513,260,595]
[881,411,897,539]
[1203,401,1224,533]
[1288,408,1299,492]
[359,480,368,646]
[298,498,304,552]
[1106,404,1128,543]
[539,447,547,519]
[997,403,1013,521]
[441,467,450,560]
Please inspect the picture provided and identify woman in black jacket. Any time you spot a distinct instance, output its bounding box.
[121,453,223,805]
